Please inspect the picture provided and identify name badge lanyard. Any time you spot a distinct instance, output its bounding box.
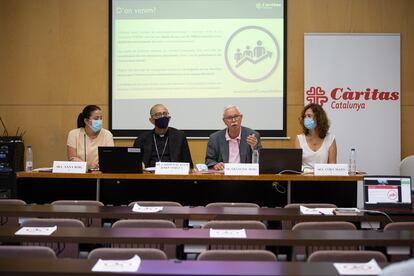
[153,134,169,162]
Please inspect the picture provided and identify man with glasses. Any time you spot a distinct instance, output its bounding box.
[133,104,193,168]
[205,105,261,170]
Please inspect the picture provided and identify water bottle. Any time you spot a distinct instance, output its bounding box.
[25,145,33,172]
[348,148,356,175]
[252,149,259,164]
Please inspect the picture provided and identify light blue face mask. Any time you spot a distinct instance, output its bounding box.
[90,119,103,133]
[304,117,316,130]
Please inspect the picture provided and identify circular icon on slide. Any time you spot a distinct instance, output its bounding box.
[225,26,280,82]
[387,190,398,201]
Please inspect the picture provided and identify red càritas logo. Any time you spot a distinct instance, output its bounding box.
[306,86,328,106]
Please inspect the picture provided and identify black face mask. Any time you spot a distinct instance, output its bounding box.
[154,116,170,128]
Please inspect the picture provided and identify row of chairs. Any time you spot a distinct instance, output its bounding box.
[0,245,388,263]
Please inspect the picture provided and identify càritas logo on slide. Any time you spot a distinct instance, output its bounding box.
[225,26,280,82]
[306,86,399,111]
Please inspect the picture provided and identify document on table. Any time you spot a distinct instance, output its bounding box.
[333,259,382,275]
[132,203,163,213]
[15,226,57,236]
[209,229,246,238]
[300,205,335,215]
[92,255,141,272]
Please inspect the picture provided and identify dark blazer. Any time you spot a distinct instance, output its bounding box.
[133,127,193,168]
[205,126,262,168]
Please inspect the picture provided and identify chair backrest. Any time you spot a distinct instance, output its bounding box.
[283,203,337,230]
[206,202,260,208]
[400,155,414,183]
[0,245,57,259]
[112,219,176,258]
[292,221,357,260]
[384,222,414,260]
[88,248,168,260]
[202,220,266,250]
[197,249,277,261]
[307,250,387,263]
[51,200,104,227]
[0,199,26,226]
[21,218,85,258]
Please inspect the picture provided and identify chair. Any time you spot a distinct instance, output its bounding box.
[292,221,357,261]
[88,247,167,260]
[283,203,337,230]
[400,155,414,181]
[197,249,277,261]
[0,199,26,226]
[384,222,414,260]
[0,245,57,259]
[128,201,184,227]
[112,219,176,258]
[51,200,104,227]
[21,218,85,258]
[202,220,266,250]
[308,250,387,263]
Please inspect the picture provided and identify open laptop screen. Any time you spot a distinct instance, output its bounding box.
[363,176,412,211]
[259,148,302,174]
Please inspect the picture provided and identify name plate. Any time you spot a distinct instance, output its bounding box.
[314,163,348,176]
[224,163,259,176]
[155,162,190,175]
[52,161,87,174]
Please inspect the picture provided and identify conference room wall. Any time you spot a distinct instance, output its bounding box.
[0,0,413,167]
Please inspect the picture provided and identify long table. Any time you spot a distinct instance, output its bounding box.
[1,204,412,224]
[0,258,386,276]
[16,172,363,207]
[1,226,413,246]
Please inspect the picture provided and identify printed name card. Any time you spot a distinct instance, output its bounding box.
[224,163,259,176]
[52,161,87,174]
[15,226,57,236]
[155,162,190,175]
[209,229,247,238]
[314,163,348,176]
[92,255,141,272]
[132,203,163,213]
[333,259,382,275]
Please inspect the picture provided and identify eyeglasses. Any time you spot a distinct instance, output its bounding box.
[224,114,242,121]
[152,112,170,119]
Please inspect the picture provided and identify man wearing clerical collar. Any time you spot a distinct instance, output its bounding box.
[205,105,262,170]
[133,104,193,168]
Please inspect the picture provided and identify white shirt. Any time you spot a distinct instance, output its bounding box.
[297,133,335,169]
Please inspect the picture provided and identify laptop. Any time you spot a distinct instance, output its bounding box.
[98,147,143,173]
[259,148,302,174]
[363,175,413,213]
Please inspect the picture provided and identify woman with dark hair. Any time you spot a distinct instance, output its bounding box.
[67,105,114,169]
[294,103,337,170]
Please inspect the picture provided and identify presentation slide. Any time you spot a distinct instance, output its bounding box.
[111,0,286,137]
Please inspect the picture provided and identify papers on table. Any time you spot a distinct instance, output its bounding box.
[209,228,246,238]
[15,226,57,236]
[132,203,163,213]
[32,167,53,172]
[333,259,382,275]
[92,255,141,272]
[300,205,335,215]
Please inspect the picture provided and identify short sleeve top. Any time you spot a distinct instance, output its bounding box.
[67,128,114,164]
[297,133,335,169]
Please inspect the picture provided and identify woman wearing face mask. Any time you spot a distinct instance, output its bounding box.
[67,105,114,170]
[294,103,337,170]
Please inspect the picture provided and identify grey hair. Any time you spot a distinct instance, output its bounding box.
[223,105,241,118]
[150,104,168,116]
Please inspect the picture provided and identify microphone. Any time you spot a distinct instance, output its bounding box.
[84,133,87,162]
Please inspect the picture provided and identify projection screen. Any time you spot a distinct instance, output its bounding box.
[110,0,287,138]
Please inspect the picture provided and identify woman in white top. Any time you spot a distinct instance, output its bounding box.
[294,103,337,170]
[67,105,114,169]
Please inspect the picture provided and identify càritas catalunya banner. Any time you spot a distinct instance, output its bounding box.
[304,33,400,174]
